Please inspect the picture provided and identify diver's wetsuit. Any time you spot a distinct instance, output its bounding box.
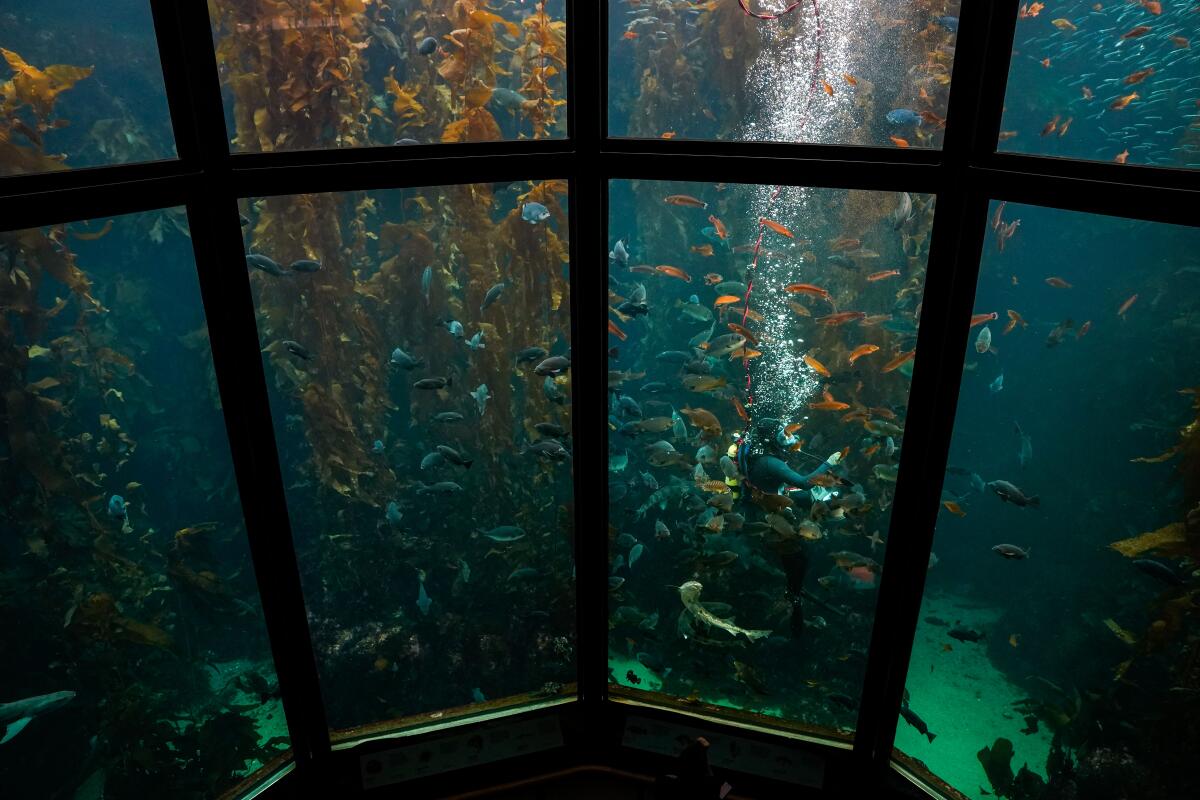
[736,418,839,640]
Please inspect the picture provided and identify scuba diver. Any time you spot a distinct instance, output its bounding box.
[733,417,848,640]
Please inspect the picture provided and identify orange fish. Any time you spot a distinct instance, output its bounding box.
[1170,36,1189,48]
[822,80,834,96]
[1041,57,1051,68]
[1045,276,1072,288]
[843,73,858,86]
[1123,68,1155,85]
[655,265,692,282]
[1140,0,1162,15]
[999,130,1018,141]
[788,301,812,317]
[1121,25,1151,39]
[708,215,728,239]
[713,295,741,307]
[1117,293,1138,316]
[867,269,901,281]
[970,312,998,327]
[727,306,764,323]
[727,321,759,346]
[1041,115,1060,136]
[889,136,910,148]
[863,443,880,457]
[803,353,832,378]
[829,237,861,252]
[1110,92,1139,110]
[809,390,850,411]
[942,500,966,517]
[731,396,750,424]
[784,422,804,436]
[1114,148,1130,164]
[848,344,880,364]
[1009,634,1020,648]
[1002,309,1027,335]
[623,31,638,40]
[703,273,723,285]
[920,110,946,128]
[664,194,707,209]
[1076,320,1092,339]
[1082,86,1093,100]
[661,131,676,139]
[817,311,867,326]
[730,347,763,360]
[881,349,915,373]
[691,244,714,256]
[869,406,897,420]
[784,283,831,301]
[608,319,627,341]
[1058,117,1073,136]
[759,217,794,238]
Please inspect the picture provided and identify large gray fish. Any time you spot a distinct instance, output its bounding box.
[421,265,432,306]
[987,479,1039,508]
[1,691,75,745]
[480,282,506,312]
[891,191,913,230]
[416,481,463,495]
[1014,421,1032,468]
[472,384,490,417]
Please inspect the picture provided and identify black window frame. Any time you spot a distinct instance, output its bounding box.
[0,2,1195,798]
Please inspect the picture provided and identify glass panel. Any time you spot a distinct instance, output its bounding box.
[239,181,575,733]
[608,1,960,148]
[0,211,289,797]
[0,0,176,176]
[209,1,567,152]
[998,2,1200,168]
[893,202,1200,798]
[607,179,934,736]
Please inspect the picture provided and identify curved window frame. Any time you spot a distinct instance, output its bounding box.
[0,2,1194,798]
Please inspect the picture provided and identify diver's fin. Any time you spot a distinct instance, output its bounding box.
[1,716,33,745]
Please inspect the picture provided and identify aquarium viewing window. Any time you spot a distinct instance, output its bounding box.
[1,3,1197,800]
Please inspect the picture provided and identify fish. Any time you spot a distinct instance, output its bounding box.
[655,265,692,282]
[385,501,403,525]
[1117,293,1138,317]
[1015,422,1033,468]
[421,266,432,305]
[629,543,645,568]
[414,376,452,390]
[1109,92,1139,111]
[663,195,707,209]
[1044,276,1072,288]
[466,330,486,351]
[1051,18,1076,31]
[1123,68,1155,85]
[847,344,880,364]
[1002,309,1027,335]
[417,575,432,616]
[107,494,127,518]
[1114,149,1130,164]
[1120,25,1151,40]
[534,355,571,375]
[480,282,506,311]
[433,411,464,423]
[609,239,629,266]
[713,295,741,307]
[490,88,529,110]
[992,544,1030,560]
[521,202,551,223]
[784,283,832,302]
[942,500,966,517]
[867,269,900,282]
[974,326,993,354]
[887,108,922,126]
[288,258,321,272]
[608,319,628,340]
[1076,321,1091,339]
[803,353,831,377]
[516,346,548,363]
[481,525,526,542]
[678,581,770,641]
[822,80,834,96]
[690,244,714,256]
[372,439,385,455]
[899,704,937,743]
[1045,319,1074,347]
[282,340,313,360]
[417,36,438,55]
[970,312,997,327]
[443,319,465,338]
[523,439,570,461]
[471,384,490,417]
[420,452,444,470]
[246,253,289,276]
[809,390,850,411]
[0,691,76,745]
[881,350,915,373]
[987,479,1039,507]
[890,136,910,147]
[990,371,1004,394]
[416,481,464,495]
[816,311,867,326]
[948,625,985,643]
[390,347,425,369]
[436,445,473,469]
[707,215,728,239]
[759,218,793,238]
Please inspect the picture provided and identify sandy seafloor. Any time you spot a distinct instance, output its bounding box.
[609,591,1053,797]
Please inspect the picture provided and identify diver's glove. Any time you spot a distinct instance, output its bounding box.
[826,451,842,466]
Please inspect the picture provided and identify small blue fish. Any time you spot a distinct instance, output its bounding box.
[444,319,464,338]
[394,138,420,146]
[472,383,491,417]
[935,16,958,33]
[421,266,432,306]
[107,494,127,518]
[466,330,486,351]
[417,577,432,615]
[417,36,438,55]
[420,451,444,470]
[471,687,486,703]
[543,376,566,405]
[886,108,923,126]
[609,239,628,266]
[386,501,403,524]
[989,371,1004,394]
[508,567,540,581]
[372,439,385,454]
[629,542,645,568]
[611,554,626,573]
[687,294,699,304]
[390,347,424,369]
[522,202,551,224]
